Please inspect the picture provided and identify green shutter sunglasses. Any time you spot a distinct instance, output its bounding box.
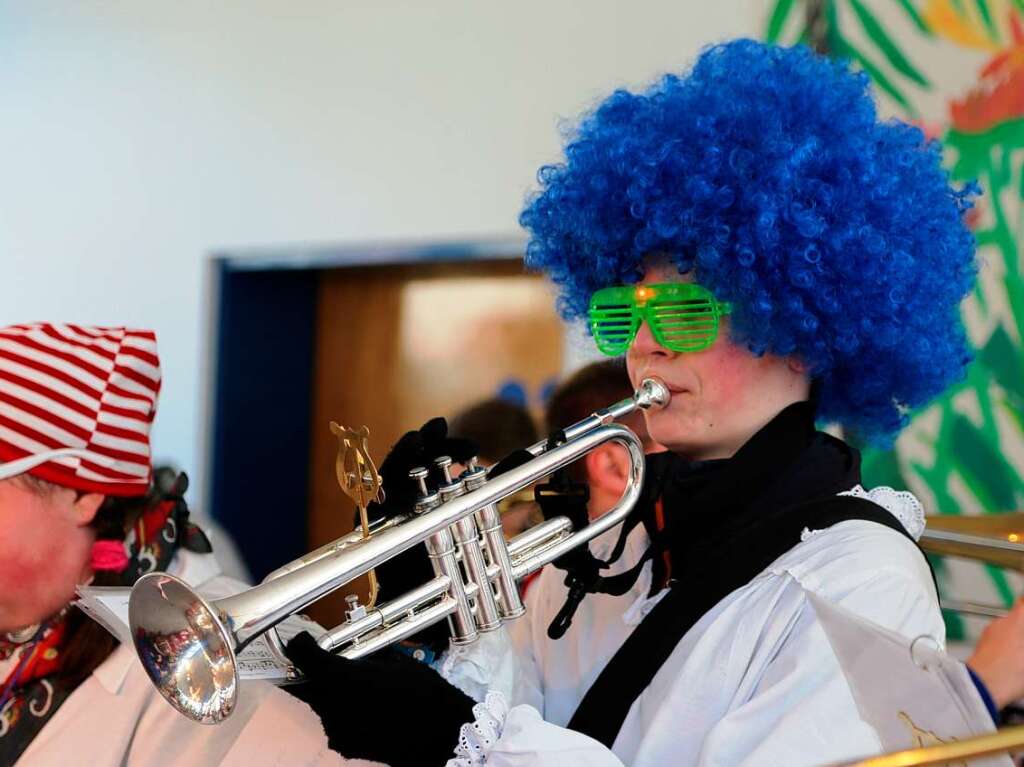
[588,283,732,356]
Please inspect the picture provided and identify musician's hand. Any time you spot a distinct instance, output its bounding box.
[285,632,475,767]
[371,417,479,521]
[967,598,1024,709]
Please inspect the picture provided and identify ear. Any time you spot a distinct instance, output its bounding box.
[70,493,105,526]
[585,445,630,496]
[787,356,808,375]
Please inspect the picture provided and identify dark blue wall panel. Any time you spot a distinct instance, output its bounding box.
[208,267,317,580]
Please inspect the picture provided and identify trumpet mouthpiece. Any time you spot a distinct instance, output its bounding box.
[637,378,671,410]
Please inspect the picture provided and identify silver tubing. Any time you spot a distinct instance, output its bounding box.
[507,516,574,561]
[223,420,641,650]
[520,377,669,458]
[264,515,404,582]
[477,502,525,619]
[340,599,458,659]
[317,575,452,650]
[425,528,478,644]
[451,514,502,631]
[464,464,525,620]
[512,424,646,580]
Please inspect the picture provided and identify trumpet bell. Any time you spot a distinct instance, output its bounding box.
[129,572,238,724]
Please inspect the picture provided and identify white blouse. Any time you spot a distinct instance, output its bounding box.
[448,486,941,766]
[15,550,382,767]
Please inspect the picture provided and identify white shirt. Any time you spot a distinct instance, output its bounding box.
[15,550,382,767]
[451,487,940,766]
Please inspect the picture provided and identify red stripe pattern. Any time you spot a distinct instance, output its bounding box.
[0,323,161,497]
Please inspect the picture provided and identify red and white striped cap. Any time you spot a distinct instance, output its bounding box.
[0,323,161,497]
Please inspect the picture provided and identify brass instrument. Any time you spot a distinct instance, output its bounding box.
[838,514,1024,765]
[128,378,670,724]
[841,725,1024,766]
[920,513,1024,619]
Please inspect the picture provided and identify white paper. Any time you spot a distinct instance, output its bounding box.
[808,590,1011,766]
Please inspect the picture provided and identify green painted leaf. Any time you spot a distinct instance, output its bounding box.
[1020,151,1024,199]
[986,562,1017,607]
[861,446,910,491]
[977,326,1024,403]
[942,608,966,641]
[766,0,797,43]
[833,34,916,114]
[974,0,1001,42]
[897,0,934,36]
[950,414,1019,510]
[848,0,931,87]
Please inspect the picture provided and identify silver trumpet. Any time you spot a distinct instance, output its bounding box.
[128,378,670,724]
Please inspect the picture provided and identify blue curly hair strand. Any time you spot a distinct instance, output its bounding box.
[520,39,978,443]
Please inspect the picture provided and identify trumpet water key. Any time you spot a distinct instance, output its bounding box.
[128,378,670,724]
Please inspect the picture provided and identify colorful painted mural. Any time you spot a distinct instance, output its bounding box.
[765,0,1024,638]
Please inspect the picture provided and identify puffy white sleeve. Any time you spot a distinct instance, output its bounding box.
[697,523,943,767]
[447,693,626,767]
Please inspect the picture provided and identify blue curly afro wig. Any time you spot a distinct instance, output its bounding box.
[520,39,978,442]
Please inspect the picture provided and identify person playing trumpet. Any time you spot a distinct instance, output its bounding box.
[281,38,1011,766]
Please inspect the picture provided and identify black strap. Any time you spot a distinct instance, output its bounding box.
[567,495,934,748]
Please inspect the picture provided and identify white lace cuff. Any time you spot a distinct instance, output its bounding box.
[447,691,509,766]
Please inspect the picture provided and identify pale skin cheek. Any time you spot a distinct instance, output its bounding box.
[644,346,760,450]
[0,548,67,629]
[0,505,91,630]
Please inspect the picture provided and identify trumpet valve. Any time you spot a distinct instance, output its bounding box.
[345,593,367,623]
[435,455,455,483]
[435,456,465,501]
[410,466,440,513]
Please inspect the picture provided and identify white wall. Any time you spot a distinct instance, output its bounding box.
[0,1,758,504]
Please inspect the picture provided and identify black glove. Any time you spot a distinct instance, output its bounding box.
[364,418,478,653]
[285,632,475,766]
[369,417,479,523]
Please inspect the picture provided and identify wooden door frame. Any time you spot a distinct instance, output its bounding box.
[201,236,525,580]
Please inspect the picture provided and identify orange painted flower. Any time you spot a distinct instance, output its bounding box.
[935,4,1024,131]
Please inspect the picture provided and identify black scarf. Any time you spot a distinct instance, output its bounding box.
[566,401,932,746]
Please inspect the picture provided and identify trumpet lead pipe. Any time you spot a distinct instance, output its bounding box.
[507,517,574,560]
[521,377,668,458]
[340,598,459,660]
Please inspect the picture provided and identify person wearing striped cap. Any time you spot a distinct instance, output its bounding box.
[0,323,367,766]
